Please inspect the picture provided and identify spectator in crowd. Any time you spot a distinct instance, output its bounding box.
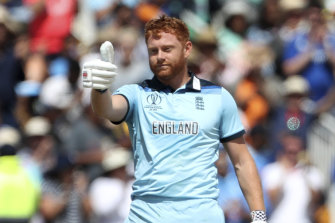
[85,0,120,28]
[15,52,48,126]
[193,26,225,85]
[89,147,133,223]
[246,0,284,80]
[18,115,55,186]
[212,0,258,90]
[245,124,273,170]
[262,133,325,223]
[247,0,282,49]
[99,3,143,44]
[234,67,270,130]
[37,69,77,152]
[0,127,40,222]
[63,104,122,181]
[22,0,77,56]
[281,2,335,102]
[277,0,308,44]
[110,26,152,93]
[38,153,91,223]
[0,5,25,127]
[269,75,317,157]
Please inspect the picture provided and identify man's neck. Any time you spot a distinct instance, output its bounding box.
[159,69,191,90]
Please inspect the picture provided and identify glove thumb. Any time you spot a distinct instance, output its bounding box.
[100,41,114,63]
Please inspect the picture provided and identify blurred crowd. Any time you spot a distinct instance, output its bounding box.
[0,0,335,222]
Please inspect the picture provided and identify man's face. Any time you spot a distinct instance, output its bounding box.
[147,32,191,83]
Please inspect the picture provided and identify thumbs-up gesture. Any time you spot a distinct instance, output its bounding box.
[82,41,117,91]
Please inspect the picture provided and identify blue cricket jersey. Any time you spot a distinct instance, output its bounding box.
[113,73,245,200]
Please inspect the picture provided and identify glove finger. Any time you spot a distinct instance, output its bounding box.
[92,83,110,90]
[83,59,117,71]
[91,76,114,84]
[91,69,117,78]
[83,81,93,88]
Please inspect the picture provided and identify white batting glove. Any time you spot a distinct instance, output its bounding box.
[82,41,117,91]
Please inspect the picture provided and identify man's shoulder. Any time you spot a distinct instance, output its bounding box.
[196,78,232,97]
[198,78,221,88]
[193,77,226,94]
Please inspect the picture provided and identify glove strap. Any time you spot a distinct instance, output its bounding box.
[250,210,267,222]
[94,89,108,94]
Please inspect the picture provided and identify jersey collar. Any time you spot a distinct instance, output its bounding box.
[150,71,201,92]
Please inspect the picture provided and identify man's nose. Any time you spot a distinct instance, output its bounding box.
[157,50,165,61]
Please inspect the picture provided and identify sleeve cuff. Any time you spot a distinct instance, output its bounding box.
[110,94,129,125]
[220,129,245,143]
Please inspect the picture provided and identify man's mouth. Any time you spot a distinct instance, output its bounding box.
[157,64,170,69]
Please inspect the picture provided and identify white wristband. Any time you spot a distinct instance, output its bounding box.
[250,210,267,222]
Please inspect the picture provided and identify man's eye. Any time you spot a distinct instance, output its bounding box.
[149,49,158,54]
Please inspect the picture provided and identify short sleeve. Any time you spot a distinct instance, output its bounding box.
[219,88,245,142]
[261,164,284,190]
[112,84,138,123]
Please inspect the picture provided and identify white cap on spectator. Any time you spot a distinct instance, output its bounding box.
[102,148,132,172]
[39,76,73,109]
[222,0,257,23]
[24,116,51,137]
[279,0,307,11]
[283,75,309,96]
[0,126,21,147]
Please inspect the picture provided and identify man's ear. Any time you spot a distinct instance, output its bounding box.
[184,41,192,58]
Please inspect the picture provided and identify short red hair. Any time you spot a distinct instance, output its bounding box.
[144,15,190,44]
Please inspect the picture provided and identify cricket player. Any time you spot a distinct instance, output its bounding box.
[82,15,267,223]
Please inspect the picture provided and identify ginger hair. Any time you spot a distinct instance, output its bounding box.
[144,15,190,44]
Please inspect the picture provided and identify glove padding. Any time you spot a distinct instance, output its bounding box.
[82,59,117,90]
[82,41,117,90]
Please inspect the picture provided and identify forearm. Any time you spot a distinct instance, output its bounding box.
[282,52,313,75]
[91,90,114,119]
[224,138,266,212]
[235,156,265,211]
[91,90,128,122]
[39,196,67,220]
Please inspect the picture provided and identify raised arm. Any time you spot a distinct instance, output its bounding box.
[282,49,313,76]
[223,136,267,223]
[82,41,128,122]
[90,91,128,122]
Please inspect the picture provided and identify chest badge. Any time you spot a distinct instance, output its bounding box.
[195,96,204,110]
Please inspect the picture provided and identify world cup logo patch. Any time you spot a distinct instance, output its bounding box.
[145,92,163,111]
[147,93,162,105]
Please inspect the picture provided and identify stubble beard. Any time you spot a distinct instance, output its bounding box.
[150,59,186,83]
